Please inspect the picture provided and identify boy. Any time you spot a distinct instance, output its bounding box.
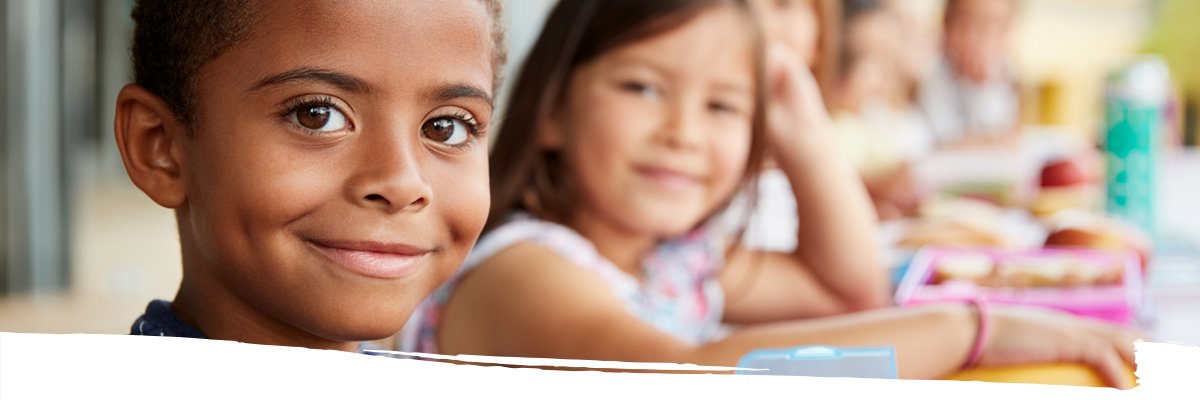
[117,0,504,351]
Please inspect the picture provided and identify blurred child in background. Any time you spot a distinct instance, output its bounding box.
[734,0,890,303]
[919,0,1022,148]
[750,0,841,96]
[827,0,936,220]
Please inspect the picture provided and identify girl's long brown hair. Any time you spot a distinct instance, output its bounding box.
[486,0,769,236]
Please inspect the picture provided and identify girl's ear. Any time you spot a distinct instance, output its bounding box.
[540,109,566,149]
[536,106,566,150]
[113,84,189,209]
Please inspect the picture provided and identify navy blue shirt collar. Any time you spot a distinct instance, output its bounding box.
[130,299,207,339]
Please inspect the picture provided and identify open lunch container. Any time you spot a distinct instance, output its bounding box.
[894,247,1143,326]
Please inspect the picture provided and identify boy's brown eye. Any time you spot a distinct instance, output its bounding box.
[287,103,348,132]
[297,106,332,129]
[421,116,471,146]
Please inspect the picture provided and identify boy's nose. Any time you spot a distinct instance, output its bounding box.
[348,136,432,214]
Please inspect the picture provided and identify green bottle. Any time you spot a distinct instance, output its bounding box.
[1104,56,1169,238]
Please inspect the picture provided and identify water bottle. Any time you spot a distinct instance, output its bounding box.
[1103,56,1170,239]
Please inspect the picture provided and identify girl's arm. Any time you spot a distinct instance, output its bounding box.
[720,44,888,322]
[441,244,1136,388]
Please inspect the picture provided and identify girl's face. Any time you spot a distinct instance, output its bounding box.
[546,7,755,238]
[180,0,494,347]
[751,0,820,67]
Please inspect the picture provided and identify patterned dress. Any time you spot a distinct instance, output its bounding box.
[400,213,728,353]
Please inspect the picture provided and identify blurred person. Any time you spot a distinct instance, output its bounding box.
[827,0,932,220]
[740,0,931,227]
[882,0,939,107]
[733,0,866,251]
[919,0,1021,148]
[750,0,840,96]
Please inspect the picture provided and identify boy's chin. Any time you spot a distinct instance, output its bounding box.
[295,304,417,344]
[310,317,407,344]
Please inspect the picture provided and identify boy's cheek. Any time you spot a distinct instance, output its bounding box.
[429,152,491,244]
[454,159,492,234]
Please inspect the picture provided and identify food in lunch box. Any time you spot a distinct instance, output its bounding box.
[933,252,994,283]
[896,247,1140,326]
[931,252,1123,288]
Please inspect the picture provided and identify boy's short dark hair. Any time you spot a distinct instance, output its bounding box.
[131,0,507,127]
[131,0,257,126]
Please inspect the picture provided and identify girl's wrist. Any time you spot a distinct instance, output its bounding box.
[769,111,831,144]
[769,120,834,160]
[769,127,850,181]
[962,298,990,369]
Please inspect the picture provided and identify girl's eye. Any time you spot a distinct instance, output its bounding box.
[422,116,471,146]
[620,81,659,99]
[708,101,739,116]
[290,105,348,132]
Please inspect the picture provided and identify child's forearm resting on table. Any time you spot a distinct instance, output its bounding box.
[677,304,976,379]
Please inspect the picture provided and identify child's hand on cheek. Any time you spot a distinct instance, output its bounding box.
[764,42,831,149]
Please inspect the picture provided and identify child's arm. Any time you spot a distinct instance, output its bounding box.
[442,244,1136,388]
[720,44,888,322]
[862,163,920,221]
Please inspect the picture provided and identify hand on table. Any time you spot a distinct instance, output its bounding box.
[981,305,1141,389]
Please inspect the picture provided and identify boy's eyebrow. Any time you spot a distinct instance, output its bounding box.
[250,68,372,94]
[429,84,493,107]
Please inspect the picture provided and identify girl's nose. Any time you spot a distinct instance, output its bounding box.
[655,98,704,151]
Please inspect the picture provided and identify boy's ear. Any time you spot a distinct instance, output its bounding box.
[113,83,188,209]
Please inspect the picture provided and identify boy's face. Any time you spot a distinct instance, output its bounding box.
[175,0,493,347]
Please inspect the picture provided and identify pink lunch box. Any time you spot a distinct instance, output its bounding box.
[894,247,1143,326]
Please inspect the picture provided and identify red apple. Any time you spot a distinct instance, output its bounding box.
[1039,156,1095,188]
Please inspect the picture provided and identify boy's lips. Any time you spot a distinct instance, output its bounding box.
[308,240,434,280]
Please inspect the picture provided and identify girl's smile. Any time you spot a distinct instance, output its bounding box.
[633,164,706,193]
